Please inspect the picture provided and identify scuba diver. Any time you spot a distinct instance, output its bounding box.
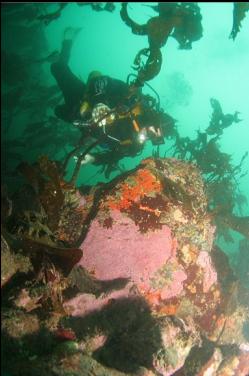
[51,27,175,173]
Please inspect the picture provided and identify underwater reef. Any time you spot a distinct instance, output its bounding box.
[2,156,249,376]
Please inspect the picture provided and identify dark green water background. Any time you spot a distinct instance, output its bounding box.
[2,2,249,263]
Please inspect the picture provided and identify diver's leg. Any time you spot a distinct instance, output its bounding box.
[51,28,86,110]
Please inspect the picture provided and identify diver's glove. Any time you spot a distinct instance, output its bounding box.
[81,154,95,165]
[73,154,95,165]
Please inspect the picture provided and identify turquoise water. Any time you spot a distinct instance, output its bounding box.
[1,3,249,375]
[2,2,248,242]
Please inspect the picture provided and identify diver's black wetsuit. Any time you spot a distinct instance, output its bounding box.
[86,75,130,108]
[50,40,153,171]
[51,39,131,123]
[51,40,86,122]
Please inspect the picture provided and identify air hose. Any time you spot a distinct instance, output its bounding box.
[126,73,161,111]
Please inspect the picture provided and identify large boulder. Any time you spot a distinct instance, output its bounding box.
[3,157,248,375]
[64,158,224,374]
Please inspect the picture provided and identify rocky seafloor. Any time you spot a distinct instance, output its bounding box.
[1,157,249,376]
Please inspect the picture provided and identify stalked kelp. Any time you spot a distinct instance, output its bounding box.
[36,3,68,26]
[230,2,249,40]
[77,2,116,13]
[120,2,203,83]
[172,99,248,242]
[206,98,242,136]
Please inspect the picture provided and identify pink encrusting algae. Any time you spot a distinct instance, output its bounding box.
[79,210,176,289]
[197,251,217,293]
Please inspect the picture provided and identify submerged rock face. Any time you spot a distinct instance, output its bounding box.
[1,234,32,287]
[67,158,218,321]
[64,158,226,374]
[2,157,248,376]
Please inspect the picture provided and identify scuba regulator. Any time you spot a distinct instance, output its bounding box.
[73,73,165,147]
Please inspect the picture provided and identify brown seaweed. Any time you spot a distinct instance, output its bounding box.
[17,157,65,231]
[133,47,162,82]
[67,265,130,298]
[78,2,116,13]
[225,214,249,239]
[36,3,67,25]
[230,2,249,40]
[22,237,83,277]
[120,2,203,83]
[206,98,241,136]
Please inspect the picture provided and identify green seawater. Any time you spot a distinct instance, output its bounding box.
[2,2,248,254]
[1,3,249,375]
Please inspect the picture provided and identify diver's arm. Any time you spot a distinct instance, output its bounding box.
[110,78,130,96]
[108,78,131,107]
